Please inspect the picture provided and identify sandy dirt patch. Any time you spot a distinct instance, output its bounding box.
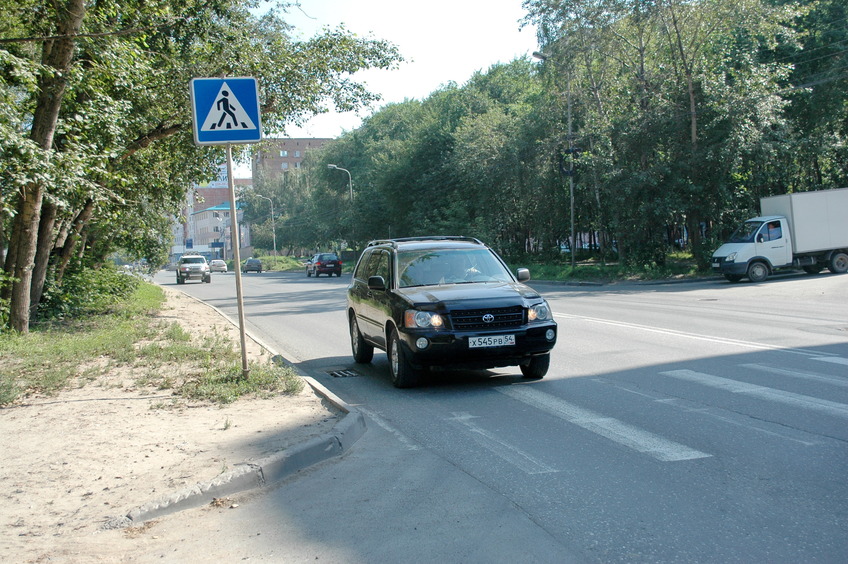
[0,285,341,563]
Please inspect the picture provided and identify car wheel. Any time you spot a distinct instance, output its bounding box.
[746,261,769,283]
[389,328,418,388]
[176,276,184,284]
[204,275,211,283]
[520,353,550,379]
[350,315,374,364]
[307,269,312,277]
[829,251,848,274]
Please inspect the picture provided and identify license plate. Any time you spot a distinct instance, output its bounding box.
[711,262,719,268]
[469,334,516,348]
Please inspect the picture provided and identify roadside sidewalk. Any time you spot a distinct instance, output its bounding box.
[0,285,365,563]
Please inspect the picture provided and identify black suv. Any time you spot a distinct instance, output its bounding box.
[347,237,557,387]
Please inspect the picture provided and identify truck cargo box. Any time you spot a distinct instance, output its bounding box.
[760,188,848,254]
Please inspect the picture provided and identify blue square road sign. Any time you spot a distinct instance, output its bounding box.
[190,77,262,145]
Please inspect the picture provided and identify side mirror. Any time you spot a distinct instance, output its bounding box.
[516,268,531,282]
[756,233,765,243]
[367,275,387,291]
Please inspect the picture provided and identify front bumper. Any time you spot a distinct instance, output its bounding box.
[398,322,557,370]
[711,257,747,276]
[179,269,208,280]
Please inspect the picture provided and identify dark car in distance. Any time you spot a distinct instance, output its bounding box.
[306,253,342,277]
[347,237,557,388]
[242,258,263,273]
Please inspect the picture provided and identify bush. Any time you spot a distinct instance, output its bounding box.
[37,263,142,321]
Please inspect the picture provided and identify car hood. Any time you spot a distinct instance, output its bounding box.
[396,281,542,308]
[713,242,749,258]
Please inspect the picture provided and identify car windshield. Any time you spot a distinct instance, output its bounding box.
[728,221,762,243]
[181,257,204,264]
[397,248,514,288]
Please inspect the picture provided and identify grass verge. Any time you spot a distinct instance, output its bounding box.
[0,281,303,407]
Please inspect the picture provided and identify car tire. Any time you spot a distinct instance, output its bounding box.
[307,269,312,277]
[746,261,769,283]
[176,276,184,284]
[829,251,848,274]
[520,353,550,379]
[389,328,418,388]
[204,275,211,283]
[350,315,374,364]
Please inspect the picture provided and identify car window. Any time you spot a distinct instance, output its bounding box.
[372,251,390,286]
[354,250,374,279]
[398,248,512,287]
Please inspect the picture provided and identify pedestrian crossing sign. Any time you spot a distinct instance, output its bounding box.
[190,77,262,145]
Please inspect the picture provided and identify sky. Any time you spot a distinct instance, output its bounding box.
[280,0,540,138]
[233,0,540,176]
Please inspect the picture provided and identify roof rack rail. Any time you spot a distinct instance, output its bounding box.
[365,236,484,248]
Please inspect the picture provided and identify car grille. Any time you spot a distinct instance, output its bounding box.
[450,306,524,330]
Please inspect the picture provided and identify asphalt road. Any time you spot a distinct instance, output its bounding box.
[154,268,848,563]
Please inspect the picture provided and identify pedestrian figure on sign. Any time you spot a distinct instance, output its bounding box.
[211,91,245,130]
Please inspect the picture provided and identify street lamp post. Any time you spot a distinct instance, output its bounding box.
[256,194,277,256]
[533,51,576,269]
[327,164,353,200]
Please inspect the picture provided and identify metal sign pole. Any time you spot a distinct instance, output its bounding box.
[226,144,250,378]
[191,77,260,380]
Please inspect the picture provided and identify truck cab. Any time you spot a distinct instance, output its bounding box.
[712,216,792,282]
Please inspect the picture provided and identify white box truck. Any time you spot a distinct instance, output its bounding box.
[711,188,848,282]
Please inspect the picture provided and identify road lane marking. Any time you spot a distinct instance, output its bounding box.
[812,356,848,367]
[498,386,711,462]
[357,407,421,451]
[448,412,558,475]
[554,313,839,358]
[741,363,848,388]
[593,377,820,446]
[661,369,848,419]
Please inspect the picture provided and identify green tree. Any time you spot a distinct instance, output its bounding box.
[0,0,401,332]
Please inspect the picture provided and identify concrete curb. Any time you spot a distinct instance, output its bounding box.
[124,285,367,525]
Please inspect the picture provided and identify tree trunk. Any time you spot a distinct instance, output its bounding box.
[56,199,95,283]
[7,0,85,332]
[30,200,59,317]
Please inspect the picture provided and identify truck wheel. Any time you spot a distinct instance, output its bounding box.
[829,252,848,274]
[724,274,743,283]
[389,328,419,388]
[747,261,769,283]
[520,353,550,379]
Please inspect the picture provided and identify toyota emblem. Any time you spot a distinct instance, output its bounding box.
[482,314,495,323]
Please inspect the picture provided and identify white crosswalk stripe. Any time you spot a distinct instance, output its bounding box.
[498,386,711,462]
[661,369,848,419]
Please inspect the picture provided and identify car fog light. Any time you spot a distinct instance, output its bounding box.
[416,337,429,350]
[545,329,556,341]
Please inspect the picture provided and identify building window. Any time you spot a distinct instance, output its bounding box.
[281,162,289,169]
[295,162,301,169]
[280,150,288,157]
[294,151,301,158]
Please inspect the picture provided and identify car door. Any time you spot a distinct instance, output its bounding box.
[351,249,392,347]
[755,219,791,268]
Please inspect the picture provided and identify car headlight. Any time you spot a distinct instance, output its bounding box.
[528,301,551,322]
[404,310,444,328]
[726,252,737,262]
